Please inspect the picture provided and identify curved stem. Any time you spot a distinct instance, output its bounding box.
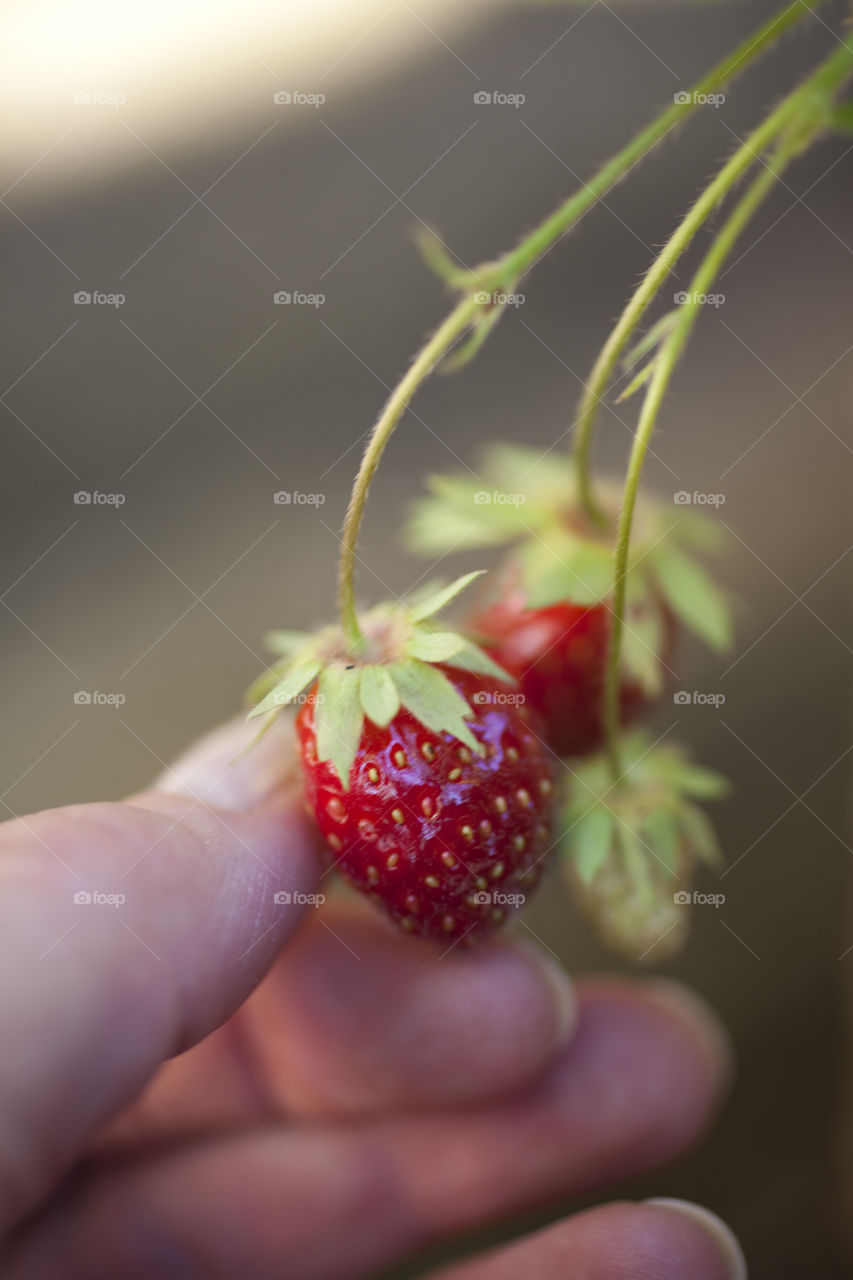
[337,295,479,649]
[336,0,823,643]
[601,42,853,782]
[574,25,849,524]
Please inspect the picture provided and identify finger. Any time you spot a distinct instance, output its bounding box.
[428,1200,746,1280]
[2,979,732,1280]
[0,717,319,1234]
[99,900,577,1140]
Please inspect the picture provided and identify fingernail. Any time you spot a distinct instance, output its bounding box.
[513,940,577,1049]
[643,979,734,1089]
[646,1199,747,1278]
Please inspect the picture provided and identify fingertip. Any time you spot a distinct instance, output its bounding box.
[152,715,300,812]
[645,1200,747,1279]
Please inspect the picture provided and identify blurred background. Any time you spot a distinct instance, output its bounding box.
[1,0,852,1274]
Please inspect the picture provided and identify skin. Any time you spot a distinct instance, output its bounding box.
[0,717,745,1279]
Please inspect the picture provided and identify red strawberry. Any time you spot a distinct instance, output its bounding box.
[296,665,555,942]
[468,564,675,758]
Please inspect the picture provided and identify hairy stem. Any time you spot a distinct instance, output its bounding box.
[601,42,853,781]
[337,0,824,642]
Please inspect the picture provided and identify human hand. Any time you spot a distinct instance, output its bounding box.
[0,718,745,1279]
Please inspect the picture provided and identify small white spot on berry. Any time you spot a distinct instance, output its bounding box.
[386,852,399,869]
[424,875,439,889]
[326,797,346,822]
[457,746,472,764]
[442,914,455,932]
[327,833,342,853]
[357,818,376,840]
[539,777,552,796]
[421,741,436,762]
[506,746,519,762]
[459,824,474,842]
[494,796,508,814]
[448,767,462,782]
[475,876,488,890]
[491,861,505,880]
[367,865,379,884]
[367,766,380,784]
[393,748,407,767]
[405,892,419,914]
[391,808,405,825]
[441,850,456,869]
[513,834,526,852]
[515,788,531,808]
[479,819,492,838]
[421,796,434,819]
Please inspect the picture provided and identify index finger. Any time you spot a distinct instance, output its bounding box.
[0,717,319,1235]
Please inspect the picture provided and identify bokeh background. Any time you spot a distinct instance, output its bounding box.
[2,0,852,1275]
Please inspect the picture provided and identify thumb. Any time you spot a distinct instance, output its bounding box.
[0,715,319,1235]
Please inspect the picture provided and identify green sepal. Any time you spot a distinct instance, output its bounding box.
[359,664,400,728]
[519,533,614,608]
[387,657,482,756]
[409,571,486,622]
[315,664,364,790]
[248,656,323,719]
[675,800,723,869]
[641,807,681,877]
[651,543,733,652]
[573,806,614,885]
[264,630,313,656]
[415,226,473,287]
[621,310,678,371]
[616,359,656,404]
[441,639,512,682]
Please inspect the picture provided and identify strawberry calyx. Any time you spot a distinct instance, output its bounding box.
[561,731,728,958]
[405,444,734,689]
[245,572,513,790]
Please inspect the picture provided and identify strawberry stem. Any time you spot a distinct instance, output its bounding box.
[601,39,853,782]
[337,0,823,632]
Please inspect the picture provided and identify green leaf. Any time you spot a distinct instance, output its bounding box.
[409,571,485,622]
[652,544,733,652]
[616,358,656,404]
[621,310,678,371]
[668,761,730,800]
[314,664,365,790]
[388,658,481,755]
[642,807,681,877]
[245,660,288,708]
[677,802,723,869]
[359,664,400,728]
[831,103,853,135]
[406,629,467,662]
[573,806,614,885]
[248,657,323,719]
[616,822,654,904]
[443,640,514,682]
[415,227,472,286]
[520,536,614,608]
[263,630,312,656]
[621,609,664,696]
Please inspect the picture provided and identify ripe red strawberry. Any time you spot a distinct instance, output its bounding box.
[468,568,676,758]
[297,666,555,941]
